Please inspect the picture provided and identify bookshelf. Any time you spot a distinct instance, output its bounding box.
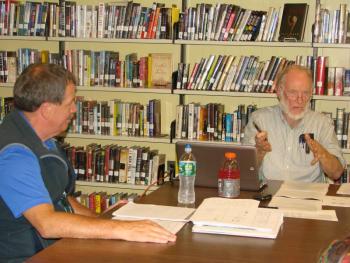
[0,0,349,189]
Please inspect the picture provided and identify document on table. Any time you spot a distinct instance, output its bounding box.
[279,209,337,221]
[113,217,187,234]
[269,196,322,211]
[337,183,350,195]
[322,196,350,207]
[190,198,284,239]
[268,197,337,221]
[274,181,329,200]
[112,202,196,234]
[112,202,195,222]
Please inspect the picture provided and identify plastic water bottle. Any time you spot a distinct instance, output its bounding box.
[178,144,196,204]
[218,152,240,198]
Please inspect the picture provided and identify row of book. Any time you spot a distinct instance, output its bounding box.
[0,1,179,39]
[314,56,350,96]
[76,191,139,214]
[175,103,257,142]
[63,143,166,186]
[0,49,173,88]
[176,54,350,96]
[334,108,350,150]
[314,3,350,44]
[0,96,13,123]
[70,98,162,138]
[178,3,308,42]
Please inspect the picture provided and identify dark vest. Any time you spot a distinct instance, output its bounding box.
[0,109,76,262]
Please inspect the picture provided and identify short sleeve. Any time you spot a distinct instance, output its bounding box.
[0,145,52,218]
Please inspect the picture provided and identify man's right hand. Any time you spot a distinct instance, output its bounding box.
[118,219,177,244]
[255,131,272,164]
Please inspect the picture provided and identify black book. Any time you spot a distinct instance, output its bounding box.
[278,3,309,42]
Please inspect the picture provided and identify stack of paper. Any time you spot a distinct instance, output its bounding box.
[269,181,338,221]
[112,202,196,234]
[190,198,284,239]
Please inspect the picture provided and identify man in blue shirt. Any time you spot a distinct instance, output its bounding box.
[0,64,176,262]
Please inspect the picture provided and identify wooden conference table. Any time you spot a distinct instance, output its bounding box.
[28,181,350,263]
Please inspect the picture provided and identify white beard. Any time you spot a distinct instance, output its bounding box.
[279,97,309,121]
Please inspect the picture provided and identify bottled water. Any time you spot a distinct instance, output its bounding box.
[178,144,196,204]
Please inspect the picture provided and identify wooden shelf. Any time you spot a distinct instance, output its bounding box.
[174,89,277,98]
[75,180,159,191]
[77,86,172,94]
[342,149,350,154]
[65,133,171,143]
[0,83,14,88]
[0,36,46,41]
[48,37,173,44]
[175,40,312,47]
[313,95,350,101]
[313,43,350,49]
[173,139,241,145]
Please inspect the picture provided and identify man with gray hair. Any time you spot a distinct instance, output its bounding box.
[0,63,176,262]
[243,65,345,182]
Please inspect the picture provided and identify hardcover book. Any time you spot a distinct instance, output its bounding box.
[278,3,309,41]
[149,53,172,88]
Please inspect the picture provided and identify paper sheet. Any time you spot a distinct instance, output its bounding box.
[322,196,350,207]
[190,198,283,234]
[274,181,329,200]
[280,208,337,221]
[112,202,195,222]
[337,183,350,195]
[269,196,322,211]
[112,217,188,234]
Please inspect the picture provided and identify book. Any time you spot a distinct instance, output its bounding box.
[190,197,283,239]
[278,3,309,41]
[149,53,172,88]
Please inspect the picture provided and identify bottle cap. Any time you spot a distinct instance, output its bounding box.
[225,152,236,159]
[185,144,192,153]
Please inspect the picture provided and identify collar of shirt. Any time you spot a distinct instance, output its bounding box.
[18,110,56,150]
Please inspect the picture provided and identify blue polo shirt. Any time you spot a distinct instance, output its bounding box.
[0,114,54,218]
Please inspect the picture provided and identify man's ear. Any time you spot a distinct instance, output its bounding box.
[39,102,54,120]
[276,86,282,100]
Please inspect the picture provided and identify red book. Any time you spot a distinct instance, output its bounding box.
[315,56,327,95]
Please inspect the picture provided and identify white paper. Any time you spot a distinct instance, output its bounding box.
[280,208,338,221]
[337,183,350,195]
[269,196,322,211]
[274,181,329,200]
[192,208,283,239]
[190,198,283,235]
[322,196,350,207]
[112,217,187,234]
[112,202,195,222]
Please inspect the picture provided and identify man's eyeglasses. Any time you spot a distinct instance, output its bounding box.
[284,90,311,101]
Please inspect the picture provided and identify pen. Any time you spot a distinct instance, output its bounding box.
[253,121,262,132]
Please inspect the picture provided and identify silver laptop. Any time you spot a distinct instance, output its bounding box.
[175,141,266,191]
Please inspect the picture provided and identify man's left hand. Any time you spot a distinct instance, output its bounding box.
[305,133,327,165]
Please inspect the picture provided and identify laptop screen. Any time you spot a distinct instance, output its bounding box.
[175,141,264,191]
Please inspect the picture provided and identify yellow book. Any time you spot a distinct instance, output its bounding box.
[40,50,49,63]
[95,193,101,214]
[171,5,180,26]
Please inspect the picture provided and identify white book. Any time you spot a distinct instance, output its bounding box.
[187,103,195,140]
[234,9,251,41]
[262,7,275,41]
[97,3,105,38]
[256,14,267,42]
[190,198,283,239]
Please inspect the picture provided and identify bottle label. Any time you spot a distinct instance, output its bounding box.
[179,161,196,176]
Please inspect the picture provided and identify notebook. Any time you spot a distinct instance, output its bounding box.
[175,141,266,191]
